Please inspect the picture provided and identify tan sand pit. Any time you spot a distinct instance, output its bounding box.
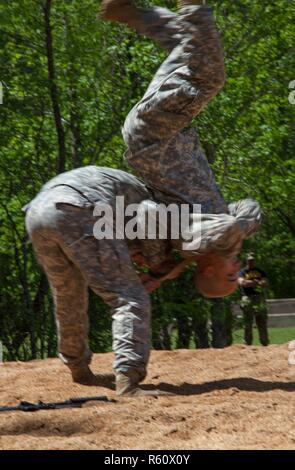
[0,344,295,450]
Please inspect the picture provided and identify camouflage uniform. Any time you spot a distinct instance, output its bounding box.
[25,168,155,379]
[123,5,227,214]
[25,5,259,380]
[122,5,261,259]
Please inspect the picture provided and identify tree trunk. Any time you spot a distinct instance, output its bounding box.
[43,0,67,173]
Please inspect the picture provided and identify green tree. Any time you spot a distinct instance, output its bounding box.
[0,0,294,360]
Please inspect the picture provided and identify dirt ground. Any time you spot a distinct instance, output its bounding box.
[0,344,295,450]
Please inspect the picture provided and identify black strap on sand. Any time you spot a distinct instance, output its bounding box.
[0,395,116,412]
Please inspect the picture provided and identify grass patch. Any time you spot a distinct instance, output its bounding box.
[170,326,295,349]
[233,327,295,345]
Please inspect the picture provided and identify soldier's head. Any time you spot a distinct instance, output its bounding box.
[194,252,241,298]
[247,253,255,269]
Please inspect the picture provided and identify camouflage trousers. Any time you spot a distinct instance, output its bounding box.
[122,5,225,204]
[25,188,150,379]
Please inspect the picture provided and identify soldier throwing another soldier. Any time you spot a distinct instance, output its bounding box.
[25,1,261,395]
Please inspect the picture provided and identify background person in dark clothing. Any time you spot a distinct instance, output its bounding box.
[238,254,269,346]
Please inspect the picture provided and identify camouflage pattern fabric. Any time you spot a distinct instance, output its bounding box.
[122,5,261,257]
[25,186,150,378]
[179,198,261,256]
[123,5,228,214]
[28,165,170,267]
[25,5,261,377]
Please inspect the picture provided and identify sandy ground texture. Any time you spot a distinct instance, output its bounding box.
[0,344,295,450]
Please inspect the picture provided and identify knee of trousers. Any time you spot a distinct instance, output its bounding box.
[121,107,150,152]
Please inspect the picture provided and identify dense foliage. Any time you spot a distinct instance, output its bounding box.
[0,0,294,360]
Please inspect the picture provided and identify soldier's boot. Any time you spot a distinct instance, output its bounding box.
[116,371,169,396]
[69,364,115,386]
[116,369,144,396]
[100,0,141,26]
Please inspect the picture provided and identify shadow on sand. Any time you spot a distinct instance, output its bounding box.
[139,377,295,395]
